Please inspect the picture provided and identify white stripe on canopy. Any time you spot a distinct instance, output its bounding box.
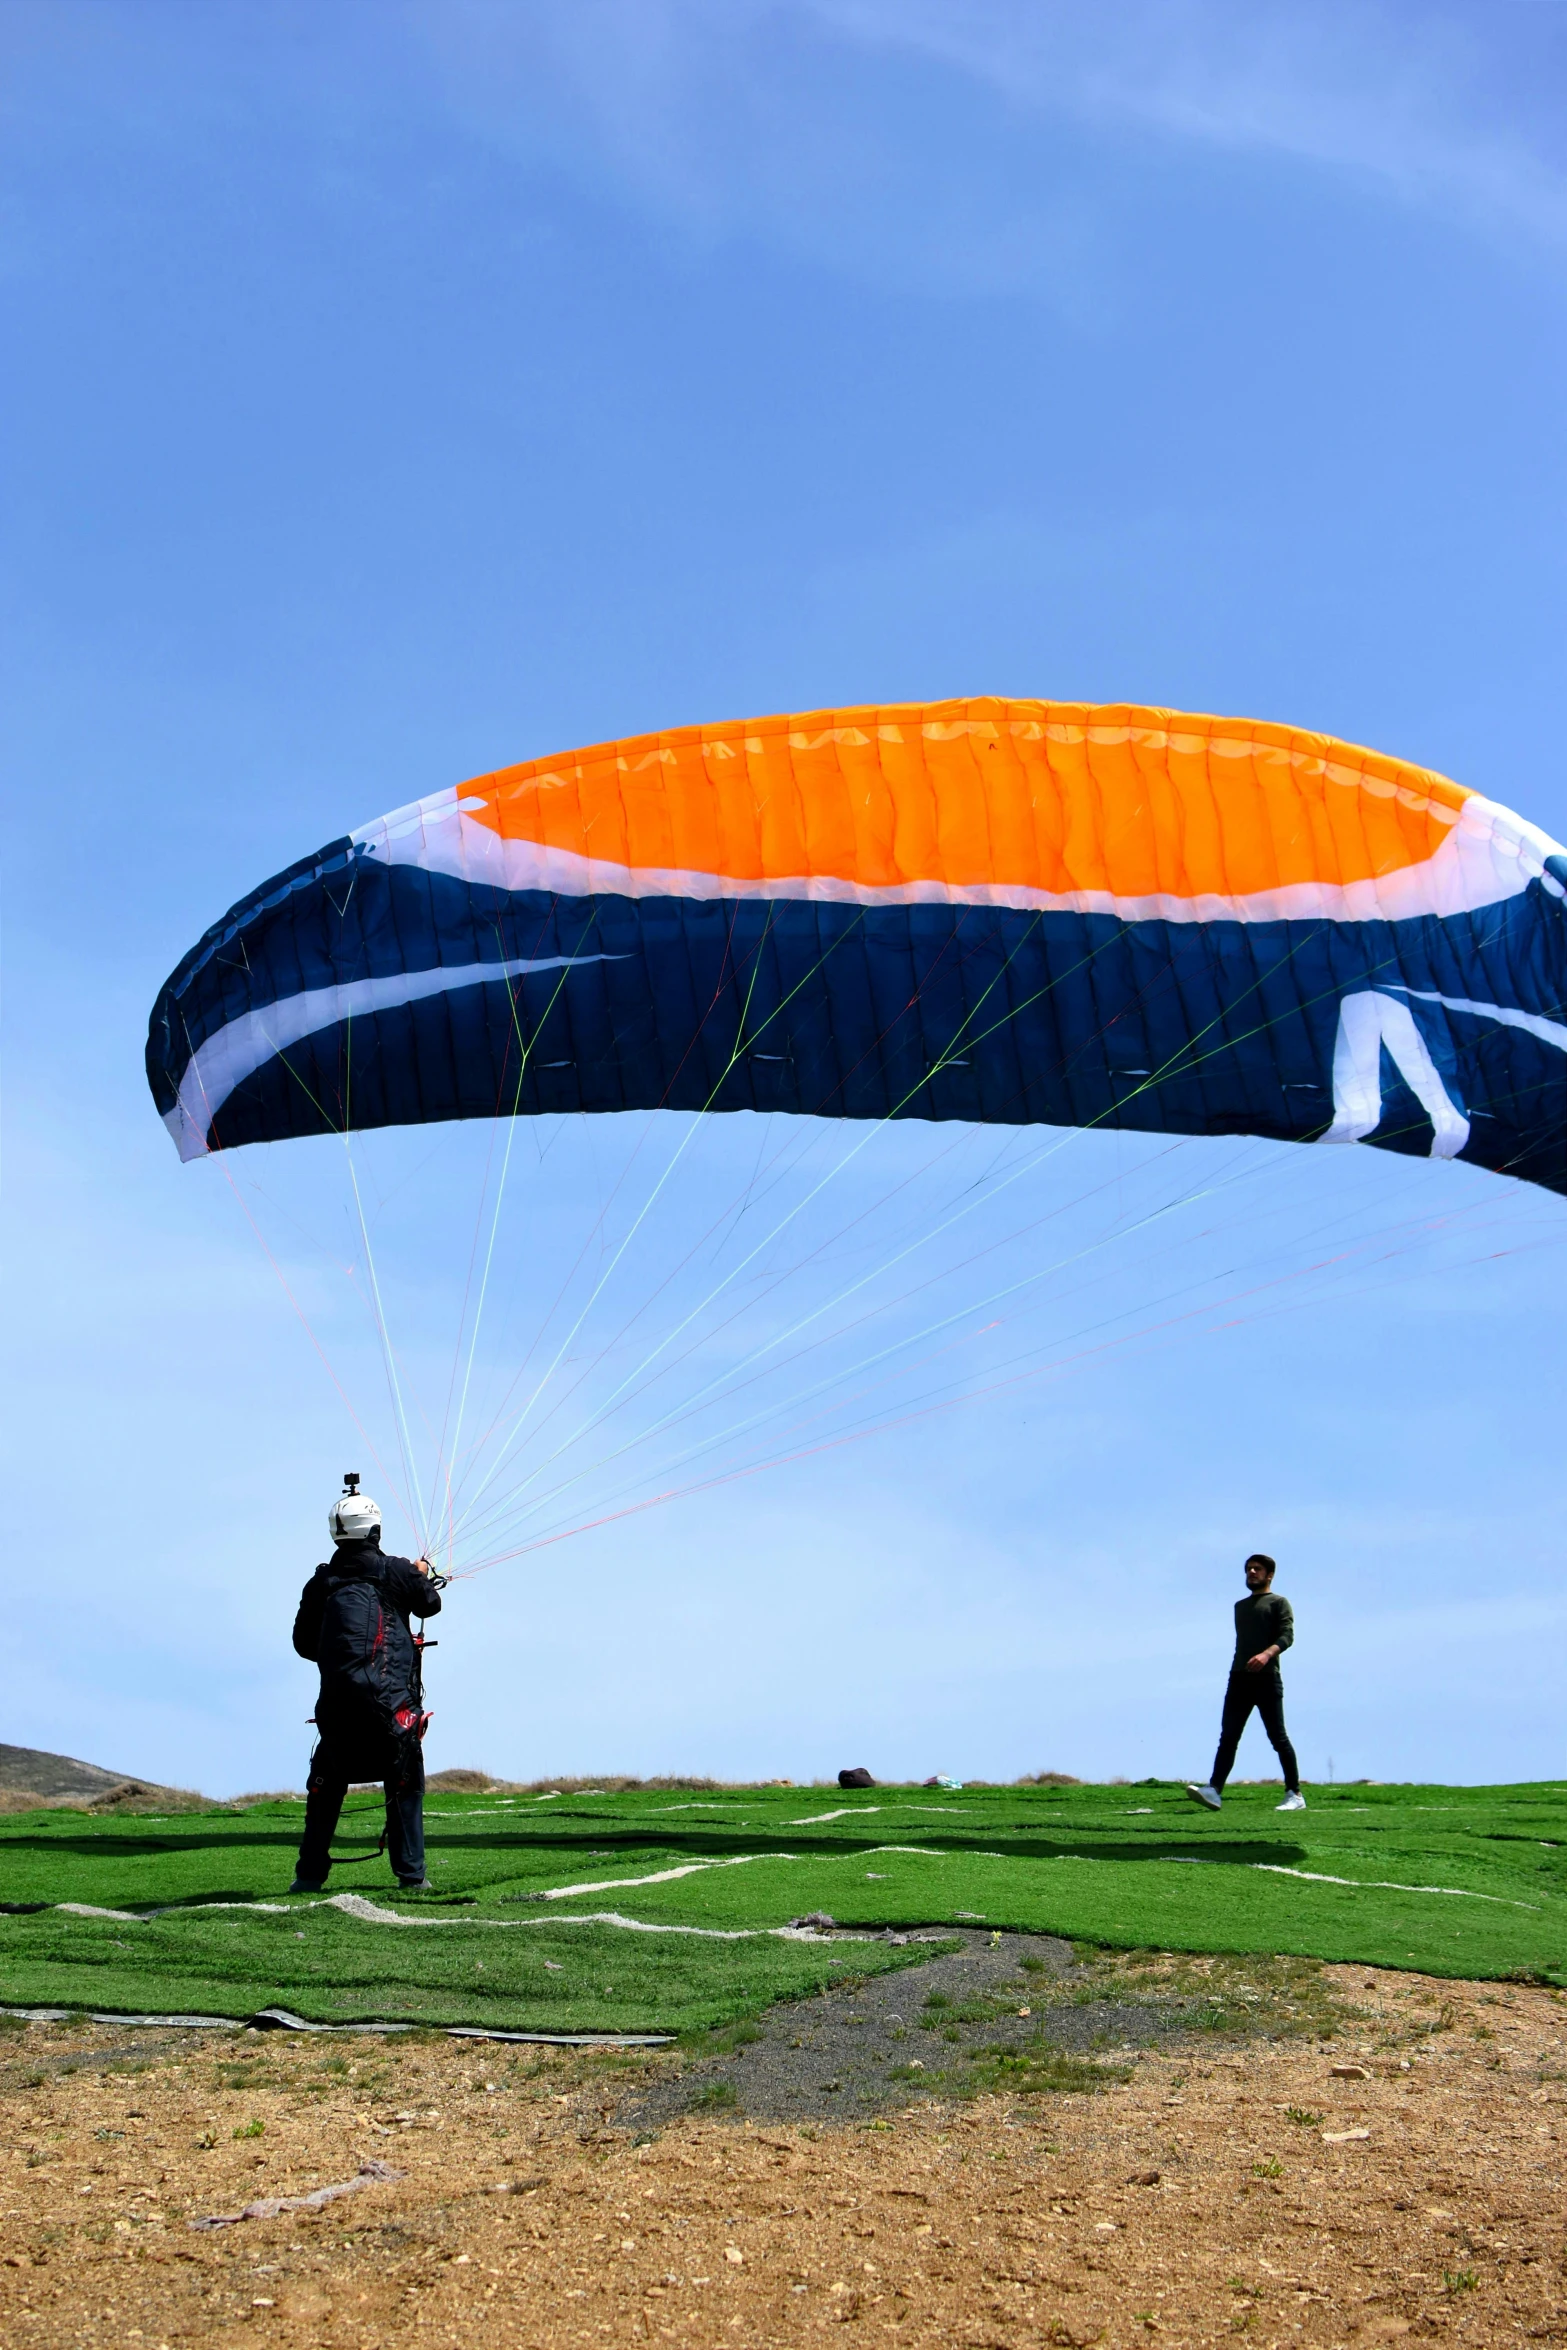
[163,954,626,1160]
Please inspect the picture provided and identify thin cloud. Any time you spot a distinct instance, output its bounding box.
[810,0,1567,237]
[418,0,1567,251]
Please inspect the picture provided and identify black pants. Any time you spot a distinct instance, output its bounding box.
[1210,1669,1299,1793]
[296,1732,426,1887]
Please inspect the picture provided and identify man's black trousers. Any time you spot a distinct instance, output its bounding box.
[296,1720,426,1888]
[1210,1669,1299,1794]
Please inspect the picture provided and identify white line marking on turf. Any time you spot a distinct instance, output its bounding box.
[1156,1859,1537,1908]
[54,1846,946,1929]
[49,1853,933,1927]
[522,1844,939,1896]
[324,1895,854,1939]
[526,1853,798,1899]
[788,1808,881,1823]
[43,1895,860,1942]
[1249,1863,1538,1908]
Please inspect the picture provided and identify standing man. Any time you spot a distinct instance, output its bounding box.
[1187,1553,1305,1812]
[290,1475,444,1893]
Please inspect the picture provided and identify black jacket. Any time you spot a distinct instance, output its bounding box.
[293,1541,442,1723]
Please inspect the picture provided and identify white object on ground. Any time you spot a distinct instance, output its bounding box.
[191,2160,402,2230]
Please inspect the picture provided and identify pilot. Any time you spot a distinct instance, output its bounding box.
[290,1476,443,1893]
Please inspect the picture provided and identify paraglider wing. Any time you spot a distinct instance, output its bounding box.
[146,699,1567,1195]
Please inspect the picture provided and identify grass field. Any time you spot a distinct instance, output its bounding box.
[1,1778,1562,2031]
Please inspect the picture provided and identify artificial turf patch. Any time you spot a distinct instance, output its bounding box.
[0,1904,931,2035]
[0,1779,1561,2028]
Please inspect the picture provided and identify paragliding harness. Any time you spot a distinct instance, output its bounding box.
[309,1617,446,1866]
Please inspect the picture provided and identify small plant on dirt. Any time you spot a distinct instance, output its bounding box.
[958,2045,1130,2098]
[1443,2268,1479,2294]
[692,2080,738,2110]
[232,2117,264,2140]
[924,1999,1004,2029]
[1285,2107,1323,2126]
[1251,2157,1283,2178]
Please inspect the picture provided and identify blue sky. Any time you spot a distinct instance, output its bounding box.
[5,0,1567,1796]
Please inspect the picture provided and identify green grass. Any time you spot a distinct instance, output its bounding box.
[950,2043,1130,2098]
[0,1778,1561,2030]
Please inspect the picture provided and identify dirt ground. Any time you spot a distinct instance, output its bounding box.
[1,1952,1563,2348]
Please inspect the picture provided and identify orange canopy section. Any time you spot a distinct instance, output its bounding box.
[460,698,1469,904]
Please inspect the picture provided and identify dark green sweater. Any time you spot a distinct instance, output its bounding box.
[1231,1590,1294,1672]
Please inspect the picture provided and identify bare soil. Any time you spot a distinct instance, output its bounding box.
[1,1952,1563,2347]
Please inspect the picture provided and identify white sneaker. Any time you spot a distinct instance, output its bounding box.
[1276,1791,1306,1811]
[1185,1783,1222,1810]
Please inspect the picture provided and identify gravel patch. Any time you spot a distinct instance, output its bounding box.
[621,1929,1216,2128]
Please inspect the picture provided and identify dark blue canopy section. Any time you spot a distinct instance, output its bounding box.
[146,841,1567,1194]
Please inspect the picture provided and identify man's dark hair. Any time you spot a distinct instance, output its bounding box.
[1245,1552,1276,1578]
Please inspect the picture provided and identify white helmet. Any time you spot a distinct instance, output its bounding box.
[328,1473,381,1544]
